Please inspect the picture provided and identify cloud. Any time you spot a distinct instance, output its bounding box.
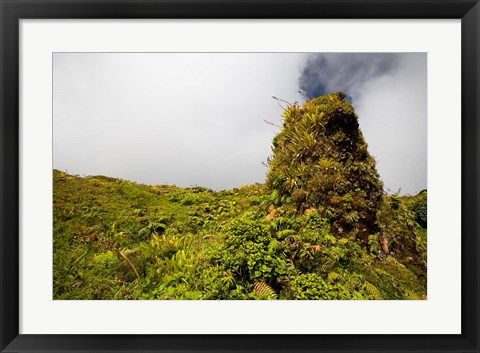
[53,53,305,190]
[353,54,427,195]
[299,53,398,101]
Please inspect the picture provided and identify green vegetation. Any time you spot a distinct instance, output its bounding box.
[53,92,427,300]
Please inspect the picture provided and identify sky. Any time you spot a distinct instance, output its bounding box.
[53,52,427,195]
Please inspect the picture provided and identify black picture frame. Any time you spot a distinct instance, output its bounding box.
[1,0,479,352]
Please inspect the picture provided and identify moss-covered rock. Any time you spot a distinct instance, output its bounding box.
[266,92,383,241]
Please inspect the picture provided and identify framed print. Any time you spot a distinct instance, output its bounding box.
[1,0,479,352]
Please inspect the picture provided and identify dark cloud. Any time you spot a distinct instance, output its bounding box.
[299,53,399,101]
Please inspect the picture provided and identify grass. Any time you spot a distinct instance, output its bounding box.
[53,169,427,300]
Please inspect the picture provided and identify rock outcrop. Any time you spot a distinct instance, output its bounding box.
[266,92,384,242]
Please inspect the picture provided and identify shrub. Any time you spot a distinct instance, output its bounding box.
[410,190,427,228]
[286,273,351,300]
[205,216,295,296]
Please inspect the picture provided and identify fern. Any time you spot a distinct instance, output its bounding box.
[268,239,283,252]
[327,271,342,283]
[368,234,380,254]
[363,281,382,300]
[253,281,277,299]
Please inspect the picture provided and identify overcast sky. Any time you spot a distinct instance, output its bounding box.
[53,52,426,195]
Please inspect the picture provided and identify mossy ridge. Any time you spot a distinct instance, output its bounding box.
[266,92,425,271]
[53,170,426,300]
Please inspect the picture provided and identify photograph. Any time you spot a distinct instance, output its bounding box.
[53,52,427,300]
[2,0,478,350]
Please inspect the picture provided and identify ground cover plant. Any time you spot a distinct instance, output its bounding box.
[53,92,427,300]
